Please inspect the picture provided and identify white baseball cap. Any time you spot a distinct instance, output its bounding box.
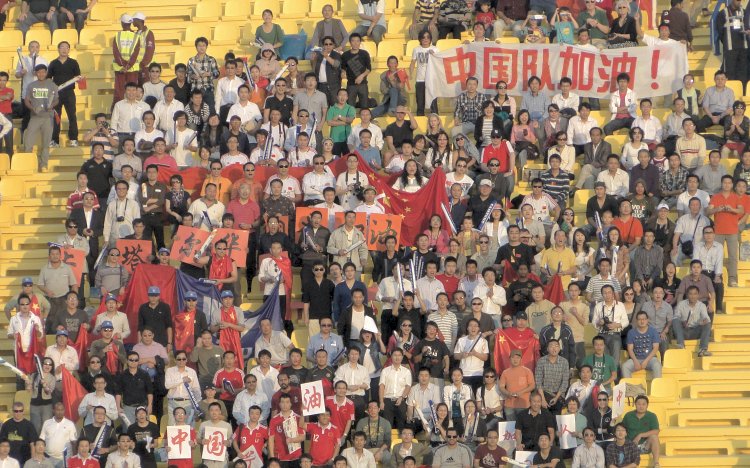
[120,14,133,24]
[132,12,146,20]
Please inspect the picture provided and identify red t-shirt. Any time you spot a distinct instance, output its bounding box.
[436,274,460,301]
[271,387,303,415]
[233,423,269,461]
[710,192,742,235]
[481,141,513,172]
[67,456,100,468]
[325,396,355,434]
[0,87,13,115]
[474,444,508,468]
[612,216,644,245]
[213,368,245,401]
[307,423,342,465]
[269,412,304,461]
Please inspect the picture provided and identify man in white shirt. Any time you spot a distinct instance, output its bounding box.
[288,132,317,167]
[39,402,77,466]
[353,187,385,215]
[106,433,141,468]
[110,82,148,149]
[592,284,629,360]
[232,373,271,424]
[78,375,118,425]
[551,77,580,118]
[632,98,663,146]
[378,348,412,430]
[0,439,19,468]
[596,154,630,199]
[302,155,336,203]
[227,85,262,136]
[348,108,384,150]
[334,347,370,417]
[604,73,637,136]
[164,351,201,425]
[248,349,281,403]
[676,174,710,216]
[406,367,441,432]
[215,59,243,118]
[415,260,445,312]
[342,432,377,468]
[254,317,293,366]
[315,187,344,226]
[566,102,599,154]
[472,267,507,325]
[153,85,185,133]
[44,330,79,382]
[693,225,724,314]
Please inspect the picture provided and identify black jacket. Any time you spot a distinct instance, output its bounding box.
[69,207,105,260]
[337,304,375,347]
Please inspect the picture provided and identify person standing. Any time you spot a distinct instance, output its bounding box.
[111,15,140,104]
[16,41,49,135]
[39,402,77,467]
[187,37,220,111]
[716,0,748,85]
[116,350,153,426]
[706,175,743,287]
[132,12,155,85]
[23,64,58,172]
[105,433,141,468]
[48,41,82,148]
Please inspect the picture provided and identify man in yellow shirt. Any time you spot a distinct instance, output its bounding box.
[539,230,577,287]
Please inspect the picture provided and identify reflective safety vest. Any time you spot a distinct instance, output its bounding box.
[135,27,152,65]
[112,30,137,71]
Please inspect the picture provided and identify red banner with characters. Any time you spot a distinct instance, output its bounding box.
[60,247,87,286]
[212,228,249,268]
[295,207,329,234]
[116,239,153,273]
[366,214,402,251]
[425,42,688,102]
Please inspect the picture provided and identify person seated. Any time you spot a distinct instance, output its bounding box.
[436,0,471,40]
[621,396,660,466]
[621,311,662,378]
[695,70,734,133]
[672,285,713,356]
[604,73,637,136]
[310,4,349,53]
[352,0,387,44]
[675,118,706,171]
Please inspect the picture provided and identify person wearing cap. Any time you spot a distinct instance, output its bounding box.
[353,186,385,215]
[126,405,160,467]
[257,43,282,82]
[23,63,58,172]
[132,12,155,86]
[44,328,79,383]
[498,347,536,421]
[94,294,131,340]
[111,14,140,103]
[137,284,173,349]
[187,37,220,111]
[155,247,170,265]
[89,321,128,376]
[173,291,207,356]
[4,277,51,323]
[210,289,244,362]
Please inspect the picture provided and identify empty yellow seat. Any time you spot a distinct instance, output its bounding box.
[52,28,79,47]
[664,348,692,373]
[223,0,251,19]
[193,0,221,22]
[280,0,311,18]
[7,152,37,175]
[378,40,404,59]
[436,39,461,51]
[25,29,51,48]
[253,0,281,17]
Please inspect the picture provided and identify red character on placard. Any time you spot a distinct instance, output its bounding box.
[303,385,322,413]
[207,431,226,456]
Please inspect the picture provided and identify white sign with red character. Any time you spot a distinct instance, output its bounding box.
[166,425,192,460]
[301,380,326,416]
[202,426,228,462]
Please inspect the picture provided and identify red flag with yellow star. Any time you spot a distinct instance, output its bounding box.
[352,154,450,246]
[494,327,540,374]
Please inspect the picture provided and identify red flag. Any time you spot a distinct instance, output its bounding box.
[61,366,87,422]
[174,309,196,354]
[494,328,540,374]
[72,327,90,371]
[119,264,178,344]
[544,274,565,305]
[14,331,37,375]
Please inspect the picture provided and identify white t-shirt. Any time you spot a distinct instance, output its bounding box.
[411,45,439,82]
[454,335,489,377]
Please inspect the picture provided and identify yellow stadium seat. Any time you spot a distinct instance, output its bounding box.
[405,39,419,59]
[76,29,107,51]
[378,40,405,59]
[275,19,302,34]
[0,177,21,201]
[339,0,359,15]
[212,25,240,46]
[395,0,416,14]
[309,0,332,18]
[52,28,79,47]
[194,0,221,22]
[88,2,114,22]
[25,29,51,49]
[436,39,461,51]
[0,153,9,175]
[726,80,744,100]
[386,16,409,35]
[223,0,251,20]
[359,40,377,58]
[253,0,280,17]
[497,37,520,44]
[184,24,207,43]
[385,0,398,12]
[7,152,37,175]
[663,348,692,373]
[650,377,677,399]
[280,0,311,19]
[0,30,23,51]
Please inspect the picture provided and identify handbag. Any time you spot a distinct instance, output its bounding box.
[680,217,702,256]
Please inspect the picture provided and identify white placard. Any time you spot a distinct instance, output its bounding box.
[301,380,326,416]
[556,413,578,449]
[241,445,264,468]
[612,382,627,419]
[515,450,537,465]
[496,421,516,454]
[166,425,192,460]
[201,426,228,462]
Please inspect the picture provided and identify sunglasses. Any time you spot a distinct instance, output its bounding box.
[598,398,608,402]
[497,86,507,90]
[13,410,23,413]
[321,323,333,327]
[18,302,30,306]
[323,42,334,45]
[314,268,325,271]
[314,162,325,165]
[110,253,120,257]
[502,318,513,322]
[472,302,483,306]
[90,360,101,364]
[532,185,543,188]
[446,435,458,439]
[484,375,496,378]
[488,163,499,167]
[176,357,187,361]
[128,358,139,362]
[456,136,465,141]
[278,165,289,168]
[67,225,77,229]
[186,298,197,302]
[479,240,489,244]
[402,324,412,327]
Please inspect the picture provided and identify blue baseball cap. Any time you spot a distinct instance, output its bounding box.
[105,294,117,303]
[158,247,170,255]
[220,290,234,299]
[56,329,69,337]
[21,277,33,286]
[147,286,160,296]
[185,291,198,300]
[101,321,114,330]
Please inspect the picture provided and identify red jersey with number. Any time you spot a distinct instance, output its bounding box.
[213,367,245,401]
[325,395,355,434]
[269,412,304,461]
[233,423,269,461]
[307,423,342,465]
[67,456,100,468]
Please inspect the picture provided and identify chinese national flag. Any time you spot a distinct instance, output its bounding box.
[72,327,91,372]
[494,328,540,374]
[61,366,87,422]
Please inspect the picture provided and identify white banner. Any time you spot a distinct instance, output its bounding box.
[201,426,229,462]
[556,413,578,449]
[515,450,537,465]
[496,421,517,455]
[612,382,627,419]
[425,42,689,102]
[301,380,326,416]
[166,425,192,460]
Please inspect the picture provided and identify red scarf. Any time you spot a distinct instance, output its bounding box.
[175,309,197,354]
[209,254,233,290]
[104,340,120,374]
[272,255,293,320]
[220,307,243,360]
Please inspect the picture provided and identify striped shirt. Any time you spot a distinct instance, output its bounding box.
[540,169,571,206]
[585,274,621,304]
[427,310,458,352]
[675,134,707,169]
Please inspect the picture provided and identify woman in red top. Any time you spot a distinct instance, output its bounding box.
[424,215,452,254]
[163,406,197,468]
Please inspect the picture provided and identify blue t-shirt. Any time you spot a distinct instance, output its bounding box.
[555,21,575,44]
[626,326,661,360]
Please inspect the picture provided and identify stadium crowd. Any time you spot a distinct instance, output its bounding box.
[0,0,742,467]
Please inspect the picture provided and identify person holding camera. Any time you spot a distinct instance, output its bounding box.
[82,113,120,161]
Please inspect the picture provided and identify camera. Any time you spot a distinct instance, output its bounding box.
[102,121,109,129]
[116,216,125,222]
[533,14,545,21]
[352,182,365,201]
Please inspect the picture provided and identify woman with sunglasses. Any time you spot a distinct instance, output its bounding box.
[550,208,577,247]
[429,403,452,447]
[386,319,420,372]
[165,174,191,236]
[94,247,130,298]
[424,130,456,175]
[723,100,749,158]
[476,369,504,430]
[607,0,640,49]
[25,357,56,433]
[491,80,516,138]
[572,426,606,468]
